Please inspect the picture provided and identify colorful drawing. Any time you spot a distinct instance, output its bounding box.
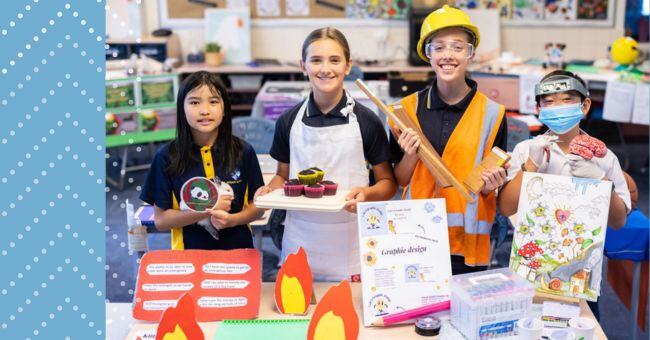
[511,0,544,20]
[544,0,577,21]
[480,0,513,17]
[455,0,481,9]
[180,177,219,212]
[346,0,380,18]
[510,173,611,301]
[381,0,411,19]
[577,0,608,19]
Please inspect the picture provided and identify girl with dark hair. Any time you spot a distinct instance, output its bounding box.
[140,71,264,250]
[256,27,396,281]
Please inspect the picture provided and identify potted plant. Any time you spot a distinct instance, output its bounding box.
[204,42,223,66]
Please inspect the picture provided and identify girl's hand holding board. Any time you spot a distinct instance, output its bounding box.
[343,187,367,213]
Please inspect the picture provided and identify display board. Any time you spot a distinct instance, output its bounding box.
[105,74,179,148]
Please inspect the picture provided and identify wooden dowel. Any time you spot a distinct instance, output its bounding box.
[355,79,474,203]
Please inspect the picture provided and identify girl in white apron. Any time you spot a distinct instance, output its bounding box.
[256,27,396,281]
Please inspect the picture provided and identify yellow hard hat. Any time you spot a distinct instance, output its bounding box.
[610,36,639,65]
[416,5,480,63]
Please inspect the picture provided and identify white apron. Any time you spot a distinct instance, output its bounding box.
[282,92,369,282]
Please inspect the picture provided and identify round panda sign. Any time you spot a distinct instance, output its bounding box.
[180,177,219,212]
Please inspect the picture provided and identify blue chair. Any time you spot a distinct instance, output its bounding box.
[231,117,276,154]
[506,116,531,152]
[345,65,364,81]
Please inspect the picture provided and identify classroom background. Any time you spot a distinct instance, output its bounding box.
[104,0,649,339]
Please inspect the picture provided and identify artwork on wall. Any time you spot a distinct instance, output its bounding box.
[456,0,614,25]
[205,8,252,64]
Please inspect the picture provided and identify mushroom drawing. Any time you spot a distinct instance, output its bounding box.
[515,241,544,280]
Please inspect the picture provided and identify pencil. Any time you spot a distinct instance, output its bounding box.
[371,300,451,327]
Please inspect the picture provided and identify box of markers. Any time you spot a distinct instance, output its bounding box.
[450,268,535,339]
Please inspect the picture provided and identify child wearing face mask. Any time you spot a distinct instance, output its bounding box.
[498,70,630,229]
[498,70,631,321]
[390,6,509,274]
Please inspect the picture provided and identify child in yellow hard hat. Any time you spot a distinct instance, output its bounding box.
[390,5,509,274]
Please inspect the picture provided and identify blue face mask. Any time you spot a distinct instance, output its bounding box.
[538,103,584,134]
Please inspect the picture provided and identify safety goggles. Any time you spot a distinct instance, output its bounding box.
[425,41,474,59]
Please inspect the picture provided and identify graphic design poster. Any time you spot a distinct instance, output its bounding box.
[510,172,611,301]
[357,199,452,326]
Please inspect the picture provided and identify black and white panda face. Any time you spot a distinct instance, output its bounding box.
[190,186,209,201]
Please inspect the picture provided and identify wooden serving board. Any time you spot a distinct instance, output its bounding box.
[254,189,350,212]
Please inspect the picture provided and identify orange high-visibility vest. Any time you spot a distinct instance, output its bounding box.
[392,89,505,266]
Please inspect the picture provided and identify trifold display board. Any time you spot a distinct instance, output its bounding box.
[105,74,178,148]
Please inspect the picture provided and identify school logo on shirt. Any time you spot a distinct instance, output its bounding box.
[230,169,241,181]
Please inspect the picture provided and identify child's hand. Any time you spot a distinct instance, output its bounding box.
[344,187,367,214]
[208,209,234,230]
[253,186,273,210]
[566,154,605,179]
[397,128,421,157]
[480,165,508,194]
[528,135,558,167]
[214,194,233,212]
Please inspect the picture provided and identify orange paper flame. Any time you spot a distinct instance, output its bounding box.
[308,280,359,340]
[156,293,204,340]
[274,247,313,315]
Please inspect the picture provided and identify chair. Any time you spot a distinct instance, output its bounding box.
[506,116,531,152]
[231,117,276,154]
[345,65,364,81]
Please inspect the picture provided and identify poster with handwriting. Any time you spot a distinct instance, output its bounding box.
[133,249,261,322]
[357,199,452,326]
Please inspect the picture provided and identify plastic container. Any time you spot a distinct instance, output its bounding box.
[229,75,263,89]
[450,268,535,339]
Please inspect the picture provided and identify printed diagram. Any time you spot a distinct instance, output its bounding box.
[510,173,611,301]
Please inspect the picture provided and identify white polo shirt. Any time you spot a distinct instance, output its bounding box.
[507,132,632,213]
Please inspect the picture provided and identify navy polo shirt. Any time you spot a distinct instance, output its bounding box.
[270,92,391,167]
[140,139,264,250]
[390,78,507,163]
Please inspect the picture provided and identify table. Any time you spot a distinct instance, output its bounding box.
[111,282,607,340]
[604,208,650,339]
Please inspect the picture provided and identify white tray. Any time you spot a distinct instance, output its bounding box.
[254,188,350,212]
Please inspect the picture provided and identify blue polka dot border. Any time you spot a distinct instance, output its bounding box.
[0,1,105,338]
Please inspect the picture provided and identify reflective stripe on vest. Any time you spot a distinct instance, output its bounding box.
[396,89,505,266]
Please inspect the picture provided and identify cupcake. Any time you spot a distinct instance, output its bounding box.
[297,169,319,185]
[283,179,303,197]
[310,167,325,182]
[321,180,338,196]
[304,184,324,198]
